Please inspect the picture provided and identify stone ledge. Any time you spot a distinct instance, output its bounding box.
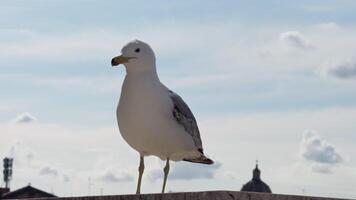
[17,191,354,200]
[7,191,354,200]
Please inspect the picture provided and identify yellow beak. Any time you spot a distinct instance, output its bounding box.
[111,55,135,66]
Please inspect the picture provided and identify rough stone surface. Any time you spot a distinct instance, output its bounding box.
[13,191,353,200]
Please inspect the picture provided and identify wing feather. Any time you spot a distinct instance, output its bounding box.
[169,90,203,150]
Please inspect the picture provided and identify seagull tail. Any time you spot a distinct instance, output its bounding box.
[183,155,214,165]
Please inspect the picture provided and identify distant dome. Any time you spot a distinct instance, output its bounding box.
[241,163,272,193]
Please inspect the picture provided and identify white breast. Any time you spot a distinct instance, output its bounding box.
[117,73,196,160]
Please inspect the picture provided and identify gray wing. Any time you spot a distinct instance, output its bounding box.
[169,90,203,151]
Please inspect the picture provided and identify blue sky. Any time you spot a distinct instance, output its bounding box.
[1,0,356,199]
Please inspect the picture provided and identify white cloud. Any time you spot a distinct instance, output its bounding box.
[39,166,58,177]
[0,25,225,62]
[93,159,135,184]
[7,142,37,167]
[98,171,134,183]
[13,112,37,123]
[1,107,356,197]
[4,142,72,183]
[280,31,314,50]
[299,130,344,164]
[314,22,341,30]
[325,60,356,79]
[2,23,356,87]
[148,161,221,181]
[311,163,333,174]
[1,22,356,82]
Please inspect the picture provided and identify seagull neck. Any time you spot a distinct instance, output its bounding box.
[126,68,160,81]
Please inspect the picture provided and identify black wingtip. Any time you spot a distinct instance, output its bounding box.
[183,156,214,165]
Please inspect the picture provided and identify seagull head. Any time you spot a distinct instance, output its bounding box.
[111,40,156,73]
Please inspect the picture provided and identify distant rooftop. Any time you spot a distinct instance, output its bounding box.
[0,185,56,199]
[0,188,10,198]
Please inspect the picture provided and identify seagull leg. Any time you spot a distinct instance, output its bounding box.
[161,158,170,193]
[136,156,144,194]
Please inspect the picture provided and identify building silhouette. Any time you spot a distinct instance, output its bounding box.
[0,185,56,199]
[1,157,56,199]
[241,162,272,193]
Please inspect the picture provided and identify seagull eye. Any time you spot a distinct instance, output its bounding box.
[135,48,140,53]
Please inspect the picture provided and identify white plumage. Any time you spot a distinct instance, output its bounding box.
[111,40,213,194]
[118,73,198,161]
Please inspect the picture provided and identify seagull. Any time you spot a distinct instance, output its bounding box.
[111,40,213,194]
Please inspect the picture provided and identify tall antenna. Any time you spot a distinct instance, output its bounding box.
[3,157,14,189]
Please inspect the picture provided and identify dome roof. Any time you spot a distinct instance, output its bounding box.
[241,163,272,193]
